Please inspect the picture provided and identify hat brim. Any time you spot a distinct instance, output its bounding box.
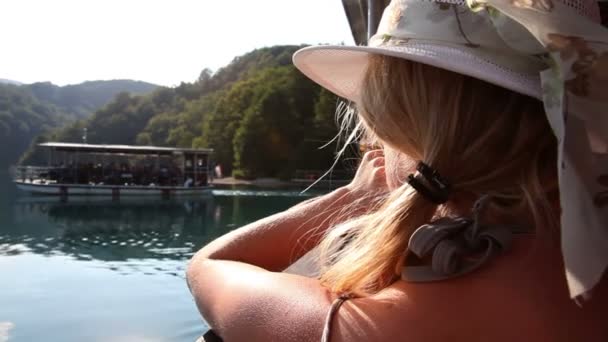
[293,43,542,102]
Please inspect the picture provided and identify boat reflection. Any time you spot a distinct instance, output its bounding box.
[0,191,312,271]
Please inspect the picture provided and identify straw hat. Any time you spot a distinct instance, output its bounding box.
[294,0,608,302]
[293,0,601,102]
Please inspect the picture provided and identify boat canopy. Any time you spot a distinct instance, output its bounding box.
[38,142,213,156]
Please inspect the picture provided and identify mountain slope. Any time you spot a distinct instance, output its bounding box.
[26,80,158,119]
[0,84,69,167]
[0,78,22,85]
[1,80,159,168]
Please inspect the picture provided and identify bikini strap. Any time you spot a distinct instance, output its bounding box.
[321,294,351,342]
[198,329,223,342]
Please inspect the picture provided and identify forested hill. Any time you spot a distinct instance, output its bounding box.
[27,80,159,119]
[0,79,22,85]
[21,45,350,179]
[0,80,158,168]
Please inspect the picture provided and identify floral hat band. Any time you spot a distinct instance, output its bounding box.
[293,0,608,301]
[370,0,547,75]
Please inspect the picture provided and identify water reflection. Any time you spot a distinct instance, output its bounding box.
[0,177,321,342]
[0,190,314,269]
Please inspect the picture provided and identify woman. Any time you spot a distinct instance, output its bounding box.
[187,0,608,340]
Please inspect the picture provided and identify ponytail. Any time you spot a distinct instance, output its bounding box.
[318,185,438,295]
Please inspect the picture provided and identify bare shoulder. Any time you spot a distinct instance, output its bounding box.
[329,237,608,342]
[329,277,522,342]
[328,283,435,342]
[328,279,517,341]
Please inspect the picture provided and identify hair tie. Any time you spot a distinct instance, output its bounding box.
[407,162,451,204]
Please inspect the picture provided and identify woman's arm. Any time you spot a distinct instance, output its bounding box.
[186,150,386,341]
[190,150,386,272]
[191,186,352,272]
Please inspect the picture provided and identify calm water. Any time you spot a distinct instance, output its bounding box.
[0,173,320,342]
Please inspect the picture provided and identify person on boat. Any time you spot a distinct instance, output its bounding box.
[187,0,608,340]
[214,163,223,179]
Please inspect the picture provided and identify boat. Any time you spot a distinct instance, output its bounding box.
[13,142,214,197]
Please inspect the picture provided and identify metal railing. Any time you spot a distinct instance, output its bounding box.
[12,166,54,183]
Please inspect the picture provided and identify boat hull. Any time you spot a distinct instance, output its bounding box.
[14,181,213,197]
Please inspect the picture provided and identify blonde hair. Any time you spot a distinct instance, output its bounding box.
[317,55,557,296]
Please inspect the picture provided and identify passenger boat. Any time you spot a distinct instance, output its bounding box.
[13,142,214,197]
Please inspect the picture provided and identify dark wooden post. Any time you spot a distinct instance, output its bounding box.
[367,0,379,39]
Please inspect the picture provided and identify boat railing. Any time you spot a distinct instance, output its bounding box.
[13,164,211,187]
[13,166,54,183]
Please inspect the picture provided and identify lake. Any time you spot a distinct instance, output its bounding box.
[0,173,323,342]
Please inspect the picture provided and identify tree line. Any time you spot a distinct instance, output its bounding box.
[20,45,356,180]
[0,79,158,170]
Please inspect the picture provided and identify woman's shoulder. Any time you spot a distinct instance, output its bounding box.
[330,236,608,342]
[198,237,608,342]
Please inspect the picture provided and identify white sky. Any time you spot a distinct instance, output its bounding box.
[0,0,354,86]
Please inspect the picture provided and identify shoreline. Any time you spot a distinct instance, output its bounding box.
[210,177,349,188]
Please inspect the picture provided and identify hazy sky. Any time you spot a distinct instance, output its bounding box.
[0,0,354,86]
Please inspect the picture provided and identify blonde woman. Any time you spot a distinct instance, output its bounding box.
[187,0,608,340]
